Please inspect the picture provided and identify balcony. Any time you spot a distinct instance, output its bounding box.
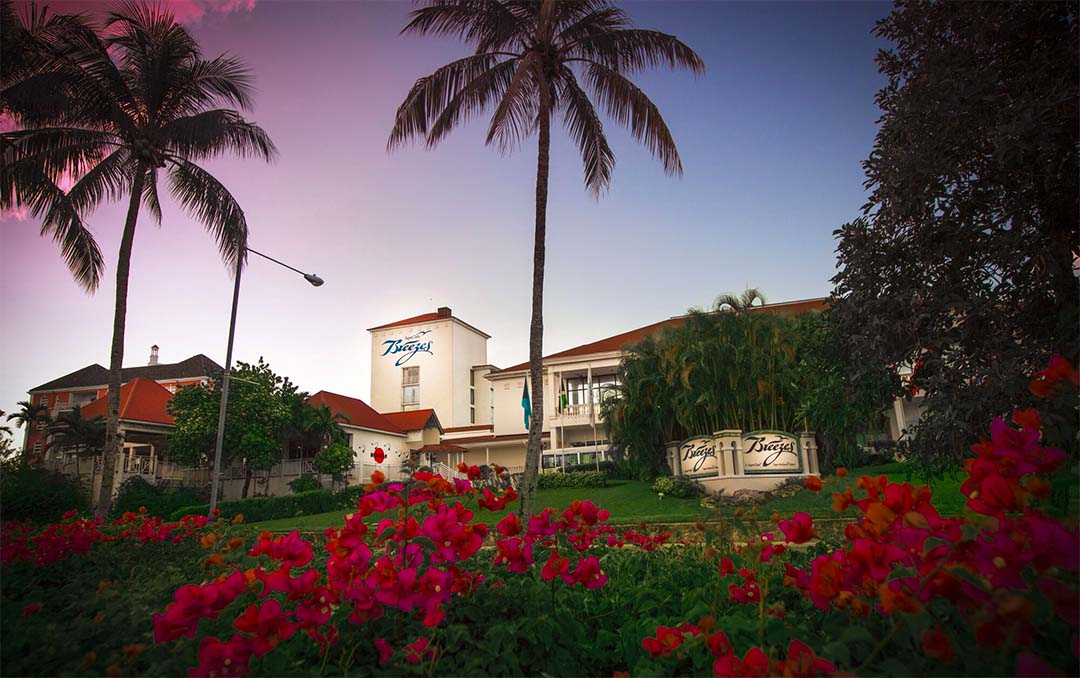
[550,402,599,426]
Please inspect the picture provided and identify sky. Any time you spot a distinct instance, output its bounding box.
[0,0,891,444]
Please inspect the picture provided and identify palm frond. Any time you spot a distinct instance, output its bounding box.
[388,54,507,150]
[58,146,132,216]
[142,165,162,223]
[427,58,518,148]
[167,157,248,271]
[584,62,682,175]
[568,29,705,76]
[404,0,524,52]
[485,52,540,152]
[557,66,614,195]
[162,109,276,161]
[1,127,118,179]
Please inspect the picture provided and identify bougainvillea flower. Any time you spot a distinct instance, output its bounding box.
[232,599,299,656]
[189,635,253,678]
[1016,652,1065,677]
[835,467,848,478]
[541,549,570,583]
[403,637,436,665]
[496,513,523,537]
[718,557,736,576]
[570,555,608,589]
[21,603,42,617]
[804,476,824,492]
[1029,355,1078,397]
[714,647,770,677]
[493,538,534,573]
[641,626,689,657]
[375,638,393,666]
[779,512,817,544]
[248,531,313,570]
[921,626,954,664]
[154,569,247,642]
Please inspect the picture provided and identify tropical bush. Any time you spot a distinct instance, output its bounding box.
[537,470,607,489]
[564,459,635,479]
[111,476,206,520]
[651,474,705,499]
[0,465,87,523]
[170,489,341,523]
[1,357,1076,677]
[287,475,321,494]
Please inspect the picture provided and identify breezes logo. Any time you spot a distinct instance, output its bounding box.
[381,330,433,366]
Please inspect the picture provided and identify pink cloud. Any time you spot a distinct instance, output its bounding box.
[11,0,257,26]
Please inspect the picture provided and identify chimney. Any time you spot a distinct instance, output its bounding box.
[148,344,159,366]
[437,307,452,318]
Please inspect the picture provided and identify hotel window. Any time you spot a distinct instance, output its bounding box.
[470,407,475,424]
[490,387,494,422]
[38,395,48,407]
[402,366,420,406]
[33,441,42,455]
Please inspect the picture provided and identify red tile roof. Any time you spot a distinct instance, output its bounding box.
[81,378,175,426]
[367,312,445,332]
[494,298,828,374]
[307,391,403,434]
[381,409,441,433]
[367,308,491,338]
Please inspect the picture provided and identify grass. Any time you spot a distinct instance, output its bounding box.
[249,463,1079,532]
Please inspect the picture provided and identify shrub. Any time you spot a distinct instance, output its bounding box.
[111,476,205,520]
[650,475,704,499]
[0,465,87,522]
[562,460,635,479]
[287,475,321,494]
[537,471,607,489]
[169,485,368,524]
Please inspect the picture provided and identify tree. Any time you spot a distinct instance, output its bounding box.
[713,288,766,314]
[604,295,805,479]
[388,0,703,518]
[167,359,292,499]
[831,2,1078,470]
[6,400,50,464]
[44,405,105,485]
[1,2,276,516]
[314,441,354,492]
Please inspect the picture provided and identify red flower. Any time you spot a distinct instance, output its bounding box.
[233,599,299,656]
[780,639,836,677]
[375,638,393,666]
[778,512,817,544]
[189,635,253,678]
[541,549,570,583]
[496,513,523,537]
[718,557,736,576]
[21,603,42,617]
[804,476,824,492]
[921,626,954,664]
[569,555,607,589]
[1029,355,1078,398]
[248,531,313,570]
[403,637,436,665]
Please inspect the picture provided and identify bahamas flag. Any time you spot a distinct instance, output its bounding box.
[521,379,532,430]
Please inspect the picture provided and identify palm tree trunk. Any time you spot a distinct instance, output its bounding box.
[519,92,551,522]
[96,166,146,518]
[242,465,252,499]
[90,452,98,500]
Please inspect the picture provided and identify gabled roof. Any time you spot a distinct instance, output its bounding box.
[307,391,404,435]
[381,409,442,433]
[414,443,468,454]
[493,298,828,375]
[80,378,175,426]
[31,354,222,392]
[367,308,491,338]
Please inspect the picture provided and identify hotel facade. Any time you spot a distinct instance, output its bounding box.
[27,300,924,499]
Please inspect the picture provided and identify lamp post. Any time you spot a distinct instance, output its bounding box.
[207,247,324,515]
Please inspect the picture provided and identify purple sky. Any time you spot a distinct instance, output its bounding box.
[0,0,890,443]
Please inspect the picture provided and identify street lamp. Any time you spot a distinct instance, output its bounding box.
[207,247,323,515]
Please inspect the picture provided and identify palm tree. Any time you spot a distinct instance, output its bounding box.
[714,288,766,314]
[45,406,105,484]
[7,399,50,464]
[388,0,703,518]
[1,3,276,516]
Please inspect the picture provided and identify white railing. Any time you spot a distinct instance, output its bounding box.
[123,456,154,475]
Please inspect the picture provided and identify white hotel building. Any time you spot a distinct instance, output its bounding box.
[365,299,921,477]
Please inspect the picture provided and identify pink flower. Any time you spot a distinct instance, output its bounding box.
[374,638,393,666]
[779,512,817,544]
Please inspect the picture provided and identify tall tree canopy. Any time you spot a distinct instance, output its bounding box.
[167,359,294,499]
[388,0,703,518]
[1,1,276,515]
[830,1,1078,468]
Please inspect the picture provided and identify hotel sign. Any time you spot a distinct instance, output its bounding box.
[741,431,801,474]
[679,436,718,476]
[381,329,433,366]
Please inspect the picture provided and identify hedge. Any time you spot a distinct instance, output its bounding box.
[0,465,88,523]
[536,471,607,489]
[650,475,704,499]
[169,485,366,523]
[111,476,206,520]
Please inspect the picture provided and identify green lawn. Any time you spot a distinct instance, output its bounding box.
[248,463,1078,532]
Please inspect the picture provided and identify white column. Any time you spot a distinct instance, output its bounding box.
[892,398,906,440]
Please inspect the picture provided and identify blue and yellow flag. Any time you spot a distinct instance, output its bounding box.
[521,379,532,430]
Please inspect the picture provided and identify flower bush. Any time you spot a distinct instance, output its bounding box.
[2,356,1076,677]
